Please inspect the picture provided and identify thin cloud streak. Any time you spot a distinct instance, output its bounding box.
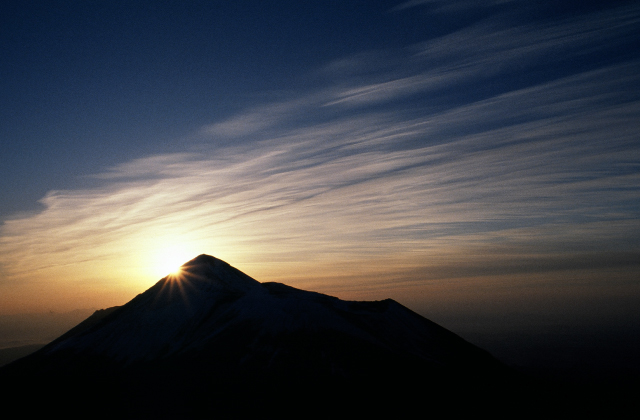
[330,4,640,108]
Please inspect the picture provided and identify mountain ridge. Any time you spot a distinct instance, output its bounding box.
[1,254,529,418]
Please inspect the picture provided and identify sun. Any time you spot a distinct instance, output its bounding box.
[155,247,192,278]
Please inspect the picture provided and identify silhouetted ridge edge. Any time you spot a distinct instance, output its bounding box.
[0,254,538,418]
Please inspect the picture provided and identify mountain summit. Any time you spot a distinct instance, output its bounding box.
[1,255,523,417]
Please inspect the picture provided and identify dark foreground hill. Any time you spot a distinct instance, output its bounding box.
[1,255,554,418]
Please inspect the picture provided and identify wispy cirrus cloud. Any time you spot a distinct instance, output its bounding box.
[0,3,638,314]
[3,61,638,280]
[328,3,640,108]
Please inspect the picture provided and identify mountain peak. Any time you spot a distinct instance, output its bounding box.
[1,256,523,418]
[176,254,260,294]
[183,253,219,266]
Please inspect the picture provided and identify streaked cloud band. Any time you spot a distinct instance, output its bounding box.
[1,3,638,313]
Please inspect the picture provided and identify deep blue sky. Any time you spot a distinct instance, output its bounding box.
[3,1,636,216]
[1,0,435,215]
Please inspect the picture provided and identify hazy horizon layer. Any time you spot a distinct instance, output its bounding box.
[1,288,637,386]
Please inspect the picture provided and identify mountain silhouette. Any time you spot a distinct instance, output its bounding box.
[1,255,532,418]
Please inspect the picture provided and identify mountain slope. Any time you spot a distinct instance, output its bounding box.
[1,255,525,418]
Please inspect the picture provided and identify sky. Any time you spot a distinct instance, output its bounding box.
[0,0,639,360]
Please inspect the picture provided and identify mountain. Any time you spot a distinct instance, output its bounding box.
[1,255,531,418]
